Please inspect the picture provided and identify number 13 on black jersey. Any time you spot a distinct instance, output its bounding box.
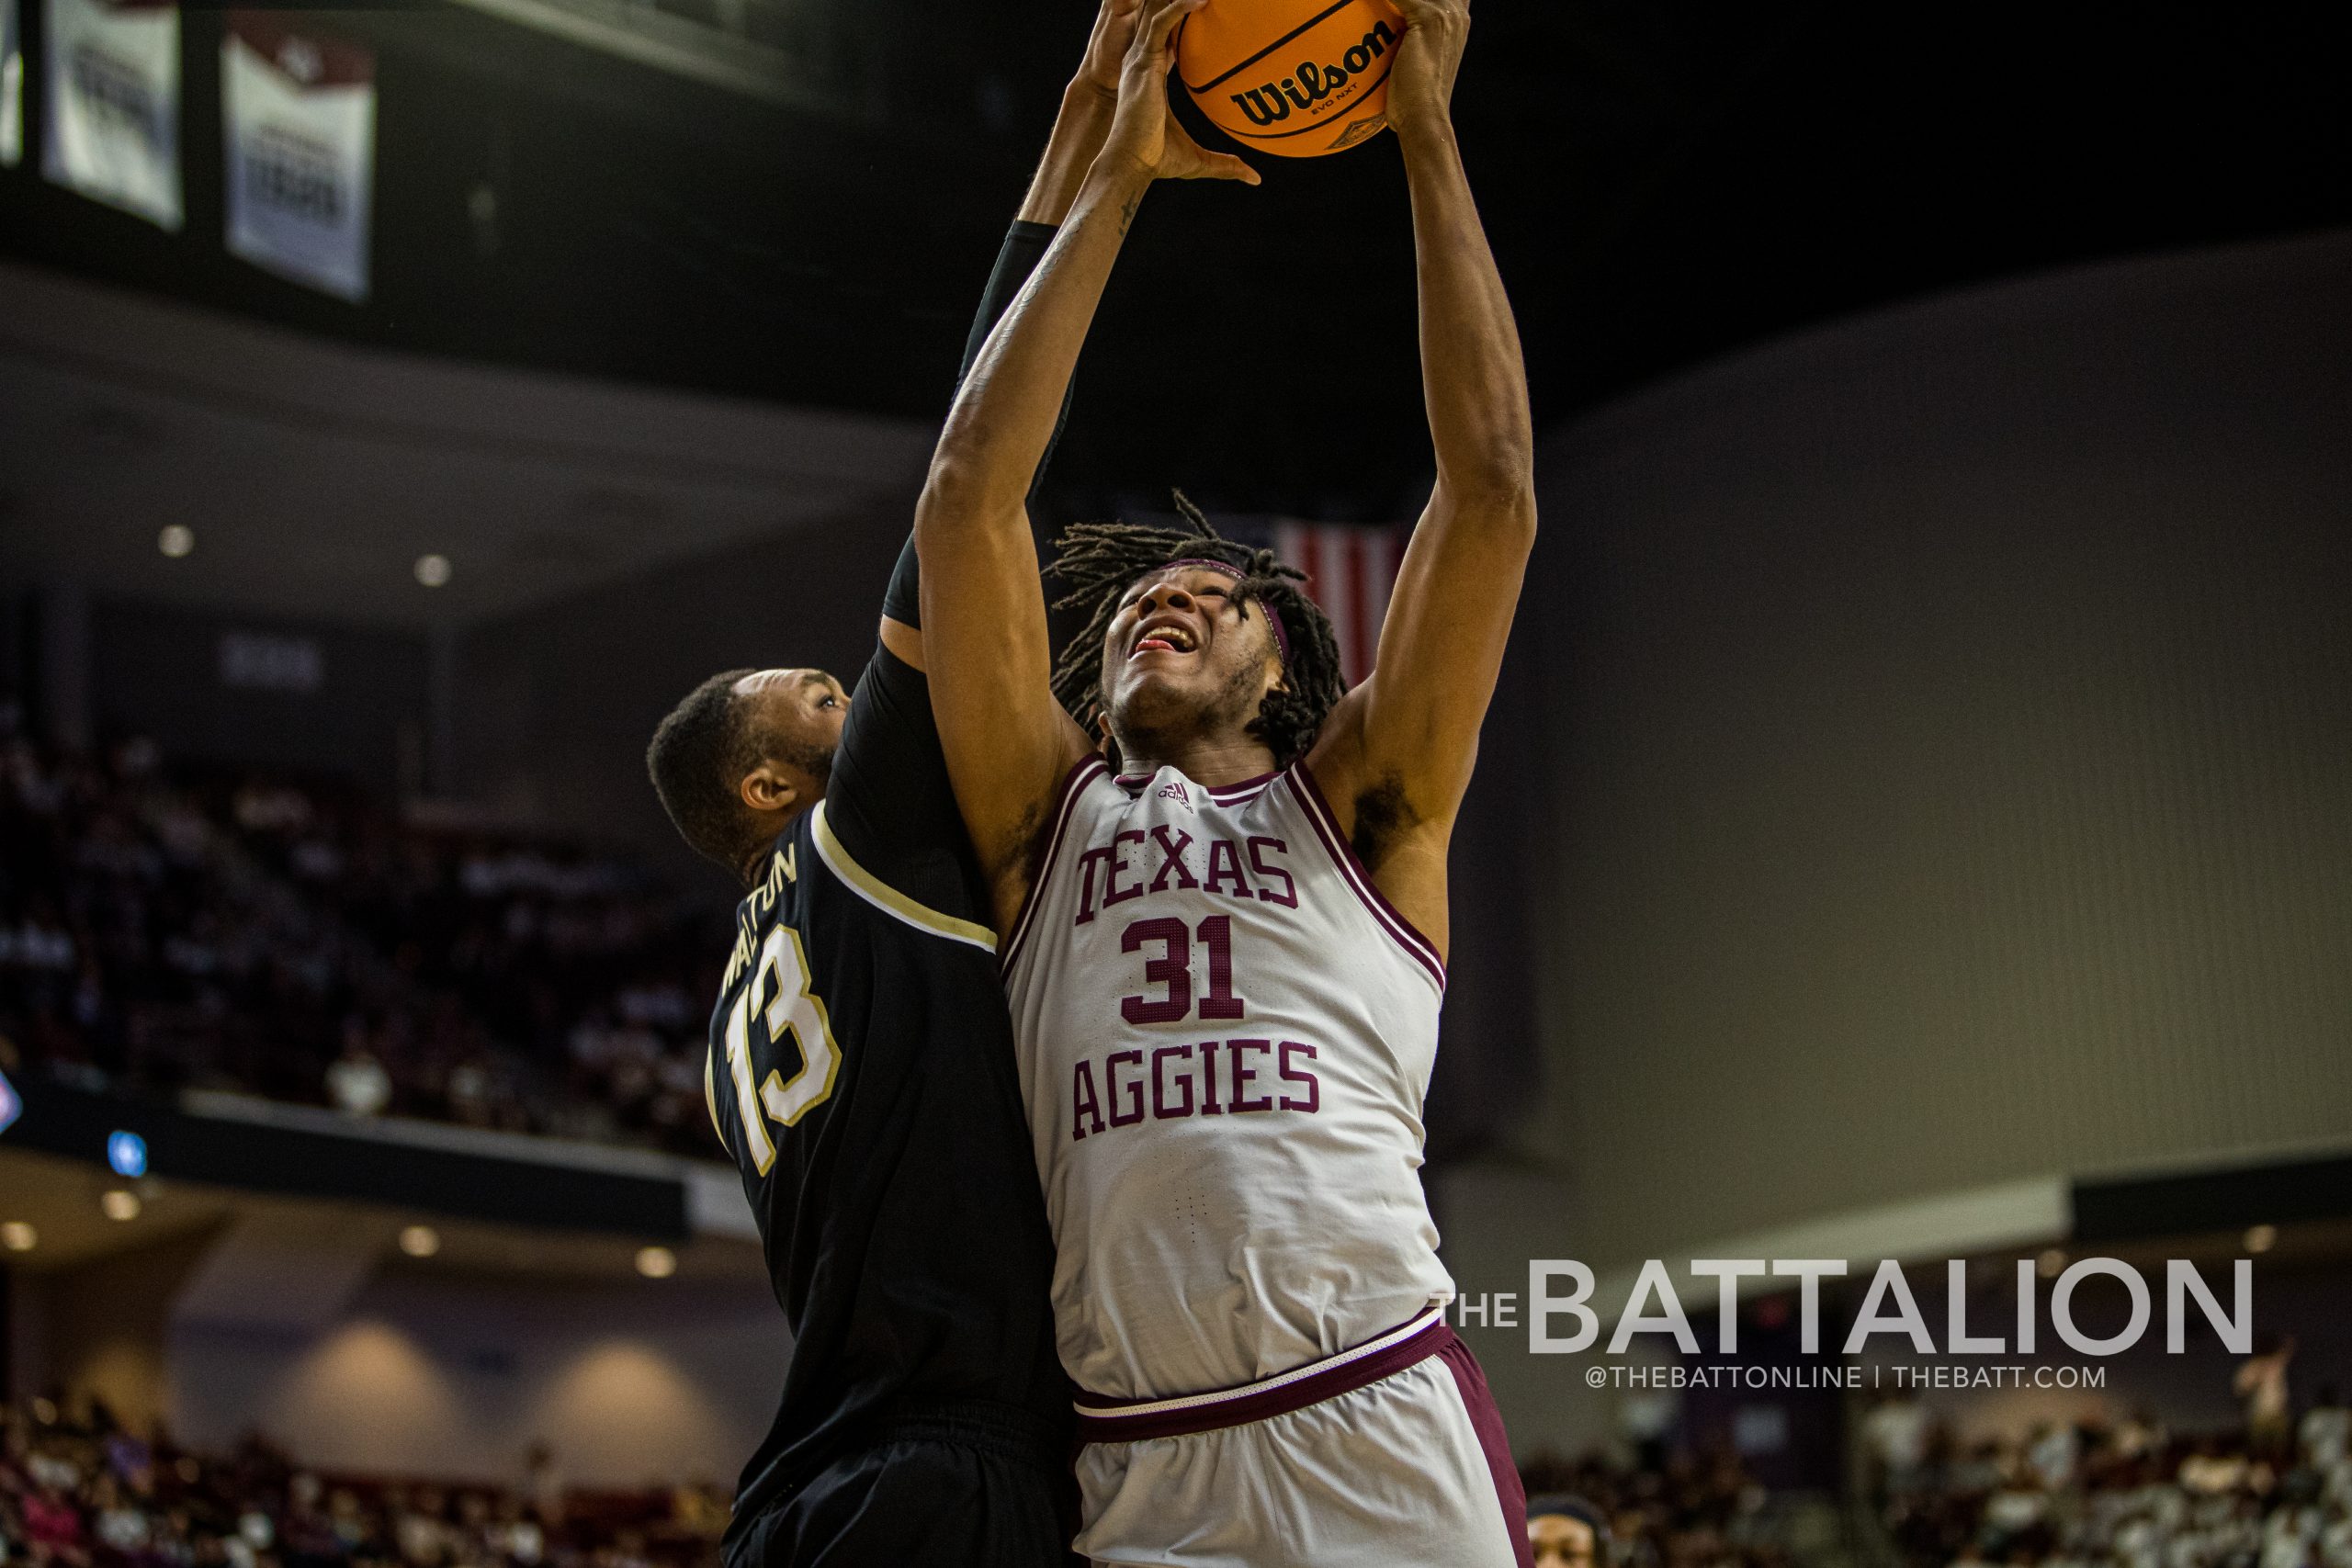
[721,924,843,1174]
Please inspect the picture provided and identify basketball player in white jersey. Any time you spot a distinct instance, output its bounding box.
[915,0,1536,1562]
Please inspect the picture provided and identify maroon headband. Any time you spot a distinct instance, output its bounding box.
[1155,558,1291,669]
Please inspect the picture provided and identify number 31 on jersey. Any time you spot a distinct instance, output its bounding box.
[720,925,842,1175]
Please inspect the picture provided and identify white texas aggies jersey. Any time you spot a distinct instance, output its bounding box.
[1002,757,1456,1402]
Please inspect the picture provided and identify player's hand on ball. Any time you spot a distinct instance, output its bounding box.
[1387,0,1471,138]
[1076,0,1146,105]
[1102,0,1261,187]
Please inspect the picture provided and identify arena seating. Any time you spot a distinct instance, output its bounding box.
[0,726,724,1159]
[1870,1403,2352,1568]
[0,1396,728,1568]
[9,1377,2346,1568]
[1506,1398,2352,1568]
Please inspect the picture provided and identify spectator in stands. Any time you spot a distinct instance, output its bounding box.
[2242,1337,2300,1462]
[1865,1391,1939,1502]
[2304,1386,2348,1473]
[2028,1421,2081,1492]
[326,1033,395,1118]
[523,1439,565,1527]
[1528,1493,1611,1568]
[1519,1447,1782,1568]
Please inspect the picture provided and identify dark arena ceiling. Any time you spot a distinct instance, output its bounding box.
[1,0,2342,524]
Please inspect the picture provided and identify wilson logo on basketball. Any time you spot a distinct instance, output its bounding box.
[1227,20,1396,128]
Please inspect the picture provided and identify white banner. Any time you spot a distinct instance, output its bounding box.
[223,13,374,301]
[42,0,180,228]
[3,0,23,168]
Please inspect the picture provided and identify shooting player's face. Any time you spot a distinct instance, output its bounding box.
[1097,566,1282,750]
[730,668,848,807]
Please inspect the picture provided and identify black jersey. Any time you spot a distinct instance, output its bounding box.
[706,645,1068,1537]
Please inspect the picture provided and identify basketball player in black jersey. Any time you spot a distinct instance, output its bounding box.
[641,6,1147,1561]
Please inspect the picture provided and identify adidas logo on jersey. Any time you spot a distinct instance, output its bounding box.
[1157,780,1192,808]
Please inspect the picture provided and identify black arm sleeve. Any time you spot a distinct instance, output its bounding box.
[835,220,1078,898]
[881,220,1072,630]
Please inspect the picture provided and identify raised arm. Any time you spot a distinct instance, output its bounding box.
[877,0,1144,676]
[917,0,1256,932]
[1306,0,1535,954]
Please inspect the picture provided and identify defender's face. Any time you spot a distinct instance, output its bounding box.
[1097,566,1280,742]
[731,667,848,768]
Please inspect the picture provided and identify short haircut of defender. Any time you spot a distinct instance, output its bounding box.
[647,668,761,872]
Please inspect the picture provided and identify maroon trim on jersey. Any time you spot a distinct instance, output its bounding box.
[1001,757,1110,978]
[1205,771,1279,800]
[1072,1314,1452,1445]
[1112,769,1278,798]
[1439,1334,1536,1568]
[1283,763,1447,992]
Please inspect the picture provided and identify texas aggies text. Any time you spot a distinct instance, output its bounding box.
[1005,756,1452,1405]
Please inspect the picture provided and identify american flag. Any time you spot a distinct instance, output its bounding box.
[1273,520,1406,690]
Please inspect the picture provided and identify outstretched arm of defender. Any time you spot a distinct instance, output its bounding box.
[917,0,1256,931]
[1307,0,1535,947]
[878,0,1146,676]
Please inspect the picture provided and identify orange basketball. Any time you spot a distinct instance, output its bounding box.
[1176,0,1408,159]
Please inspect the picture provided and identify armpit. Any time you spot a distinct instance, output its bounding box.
[1349,773,1423,872]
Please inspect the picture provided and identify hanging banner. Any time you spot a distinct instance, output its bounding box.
[222,13,374,301]
[3,0,23,168]
[42,0,181,229]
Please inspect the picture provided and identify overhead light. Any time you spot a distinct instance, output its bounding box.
[398,1224,441,1258]
[2245,1224,2278,1255]
[1,1221,35,1252]
[2035,1247,2067,1280]
[158,525,196,558]
[414,553,453,588]
[635,1245,677,1280]
[101,1190,141,1222]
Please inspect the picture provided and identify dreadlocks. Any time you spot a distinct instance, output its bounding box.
[1047,492,1346,770]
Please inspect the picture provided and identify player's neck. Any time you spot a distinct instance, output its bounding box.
[1115,730,1278,788]
[733,799,813,887]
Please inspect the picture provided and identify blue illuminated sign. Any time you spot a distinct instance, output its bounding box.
[0,1068,17,1135]
[107,1130,148,1179]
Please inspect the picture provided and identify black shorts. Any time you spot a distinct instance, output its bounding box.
[724,1407,1078,1568]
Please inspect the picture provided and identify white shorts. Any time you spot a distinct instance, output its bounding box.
[1070,1314,1531,1568]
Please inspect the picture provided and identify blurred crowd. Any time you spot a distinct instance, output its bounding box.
[0,1398,725,1568]
[1507,1370,2352,1568]
[0,721,726,1157]
[1865,1387,2352,1568]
